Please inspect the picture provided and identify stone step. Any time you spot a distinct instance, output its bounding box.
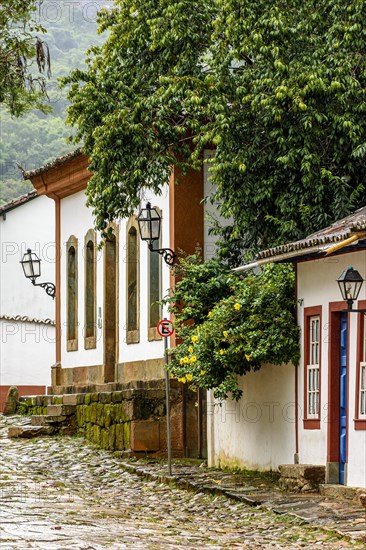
[278,464,325,492]
[31,415,67,426]
[47,404,76,416]
[319,484,366,506]
[8,425,56,438]
[19,394,63,406]
[62,394,78,406]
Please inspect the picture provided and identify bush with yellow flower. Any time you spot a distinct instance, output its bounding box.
[164,252,299,401]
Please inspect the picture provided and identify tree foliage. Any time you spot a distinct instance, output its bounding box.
[63,0,366,253]
[165,255,299,401]
[0,0,51,116]
[1,3,103,205]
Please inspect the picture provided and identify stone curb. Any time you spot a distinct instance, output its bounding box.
[117,460,366,543]
[119,460,263,505]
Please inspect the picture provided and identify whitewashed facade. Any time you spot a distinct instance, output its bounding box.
[207,364,296,471]
[297,250,366,488]
[208,208,366,489]
[59,187,171,375]
[0,193,55,409]
[24,150,214,455]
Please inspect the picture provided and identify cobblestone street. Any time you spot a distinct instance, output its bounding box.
[0,416,364,549]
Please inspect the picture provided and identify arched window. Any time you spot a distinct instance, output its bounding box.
[148,207,162,341]
[104,224,119,383]
[126,217,140,344]
[84,229,97,349]
[66,235,78,351]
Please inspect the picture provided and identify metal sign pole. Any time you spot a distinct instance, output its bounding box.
[164,328,172,476]
[157,318,174,477]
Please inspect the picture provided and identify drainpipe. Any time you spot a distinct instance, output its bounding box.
[294,263,299,463]
[55,196,61,364]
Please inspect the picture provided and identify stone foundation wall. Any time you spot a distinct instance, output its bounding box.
[75,388,176,454]
[51,358,165,393]
[19,383,203,457]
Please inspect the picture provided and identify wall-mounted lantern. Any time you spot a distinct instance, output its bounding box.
[20,248,56,299]
[137,202,176,266]
[337,266,365,313]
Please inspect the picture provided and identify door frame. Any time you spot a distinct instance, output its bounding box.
[326,301,349,484]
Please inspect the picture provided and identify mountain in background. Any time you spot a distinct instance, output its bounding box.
[0,1,109,205]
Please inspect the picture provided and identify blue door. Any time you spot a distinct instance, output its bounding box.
[339,312,348,485]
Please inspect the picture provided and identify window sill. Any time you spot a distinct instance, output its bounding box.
[303,419,320,430]
[84,336,96,350]
[354,419,366,430]
[126,330,140,344]
[67,339,78,352]
[148,327,162,341]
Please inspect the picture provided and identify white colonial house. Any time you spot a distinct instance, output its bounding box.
[208,206,366,489]
[23,149,220,455]
[0,191,55,411]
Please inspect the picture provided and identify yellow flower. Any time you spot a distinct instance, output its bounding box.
[234,303,241,311]
[183,356,190,364]
[200,370,206,376]
[245,353,252,362]
[220,349,225,355]
[188,346,194,354]
[208,311,212,317]
[180,358,185,365]
[189,355,197,363]
[186,373,193,382]
[178,377,187,384]
[191,335,198,343]
[223,331,229,338]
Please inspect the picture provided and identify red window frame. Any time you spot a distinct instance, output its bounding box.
[354,299,366,430]
[303,306,322,429]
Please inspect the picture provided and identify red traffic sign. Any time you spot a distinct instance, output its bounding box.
[157,319,175,337]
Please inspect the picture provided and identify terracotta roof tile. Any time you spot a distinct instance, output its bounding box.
[257,206,366,260]
[22,148,82,179]
[0,190,38,215]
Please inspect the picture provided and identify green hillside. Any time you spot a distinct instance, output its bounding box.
[0,1,105,205]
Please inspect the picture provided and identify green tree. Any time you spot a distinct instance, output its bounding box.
[0,0,51,116]
[1,3,104,205]
[63,0,366,254]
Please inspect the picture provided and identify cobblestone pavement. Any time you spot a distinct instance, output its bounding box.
[118,460,366,542]
[1,416,365,550]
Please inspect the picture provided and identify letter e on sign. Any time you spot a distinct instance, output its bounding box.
[157,319,175,338]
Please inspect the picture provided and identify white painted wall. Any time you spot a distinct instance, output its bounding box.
[0,319,53,386]
[60,150,227,370]
[60,187,171,369]
[1,195,55,320]
[60,191,103,367]
[0,194,55,387]
[203,150,218,261]
[119,187,170,363]
[208,364,296,471]
[347,302,366,487]
[297,250,366,487]
[208,248,366,483]
[203,150,232,261]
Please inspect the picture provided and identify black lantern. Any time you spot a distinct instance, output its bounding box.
[20,248,41,281]
[337,266,364,312]
[20,248,56,299]
[137,203,176,266]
